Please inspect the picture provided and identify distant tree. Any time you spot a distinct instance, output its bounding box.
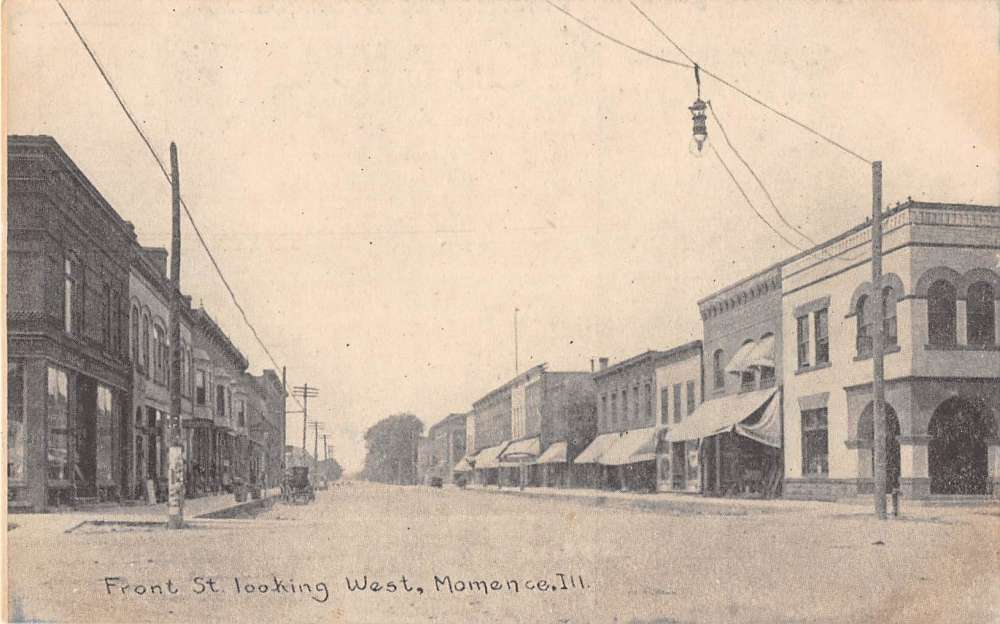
[361,413,424,484]
[318,457,343,481]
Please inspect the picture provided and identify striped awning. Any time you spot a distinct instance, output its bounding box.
[499,436,541,463]
[667,389,779,447]
[598,427,658,466]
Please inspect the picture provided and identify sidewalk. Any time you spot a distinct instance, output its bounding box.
[460,483,997,518]
[9,488,282,535]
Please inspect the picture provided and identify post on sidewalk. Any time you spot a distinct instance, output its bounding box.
[871,161,889,520]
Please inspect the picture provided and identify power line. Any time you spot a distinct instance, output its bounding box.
[545,0,692,70]
[709,143,804,252]
[547,1,871,165]
[628,0,871,165]
[55,0,305,410]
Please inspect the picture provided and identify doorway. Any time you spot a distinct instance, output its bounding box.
[75,376,98,496]
[928,398,991,495]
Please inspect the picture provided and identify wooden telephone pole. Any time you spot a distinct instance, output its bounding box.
[167,142,184,529]
[871,161,890,520]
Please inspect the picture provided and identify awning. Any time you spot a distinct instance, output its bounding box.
[499,436,541,463]
[746,334,776,369]
[735,392,781,448]
[573,432,621,464]
[473,442,510,469]
[536,441,568,464]
[453,457,474,472]
[666,389,778,445]
[724,341,757,375]
[598,427,658,466]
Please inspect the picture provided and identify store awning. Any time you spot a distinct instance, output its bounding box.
[453,456,474,472]
[735,392,782,448]
[474,442,510,469]
[499,436,541,463]
[536,441,568,464]
[746,334,776,369]
[724,341,757,375]
[666,389,778,445]
[573,432,621,464]
[598,427,658,466]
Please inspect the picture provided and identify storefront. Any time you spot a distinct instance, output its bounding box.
[499,436,540,489]
[573,432,623,488]
[598,427,658,492]
[667,388,783,498]
[536,441,569,487]
[473,442,509,486]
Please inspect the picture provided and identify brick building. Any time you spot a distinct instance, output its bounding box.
[7,136,133,511]
[653,341,703,492]
[427,412,468,484]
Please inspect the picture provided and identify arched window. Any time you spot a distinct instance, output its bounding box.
[713,349,725,389]
[883,287,898,347]
[927,280,957,346]
[856,295,871,356]
[130,305,139,364]
[967,282,995,346]
[142,314,151,374]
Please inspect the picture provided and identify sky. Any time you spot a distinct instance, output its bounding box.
[5,0,998,471]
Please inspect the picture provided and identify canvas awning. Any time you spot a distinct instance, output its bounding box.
[735,393,782,448]
[473,442,510,469]
[536,441,568,464]
[746,334,776,369]
[724,341,757,375]
[598,427,658,466]
[666,389,779,446]
[453,456,474,472]
[499,436,541,463]
[573,432,621,464]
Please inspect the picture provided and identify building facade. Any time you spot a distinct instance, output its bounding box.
[782,201,1000,500]
[653,341,703,493]
[427,412,468,484]
[7,136,133,511]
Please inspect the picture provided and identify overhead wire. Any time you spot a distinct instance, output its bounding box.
[55,0,305,410]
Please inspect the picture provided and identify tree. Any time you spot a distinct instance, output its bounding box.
[361,413,424,484]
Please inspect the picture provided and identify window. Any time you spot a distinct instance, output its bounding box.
[796,315,810,368]
[7,361,26,482]
[712,349,725,388]
[130,305,139,364]
[644,382,652,421]
[102,283,112,348]
[600,395,607,428]
[686,381,696,415]
[46,367,70,481]
[216,385,226,417]
[153,325,165,383]
[660,387,669,425]
[967,282,995,346]
[673,383,682,424]
[740,370,755,393]
[927,280,957,346]
[814,308,829,365]
[610,393,617,425]
[621,389,628,422]
[142,314,150,374]
[237,400,246,427]
[196,370,207,406]
[883,287,898,347]
[63,258,75,334]
[632,384,639,422]
[801,408,829,477]
[856,295,872,356]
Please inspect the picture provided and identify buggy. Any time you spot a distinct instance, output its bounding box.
[282,466,315,504]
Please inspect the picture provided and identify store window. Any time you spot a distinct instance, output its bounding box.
[801,408,829,477]
[7,361,26,481]
[46,367,70,481]
[96,386,114,484]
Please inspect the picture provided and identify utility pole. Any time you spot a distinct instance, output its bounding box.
[322,434,330,461]
[292,384,319,453]
[871,161,889,520]
[281,367,287,471]
[167,142,184,530]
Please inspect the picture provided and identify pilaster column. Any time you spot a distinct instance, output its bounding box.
[994,301,1000,345]
[956,300,968,345]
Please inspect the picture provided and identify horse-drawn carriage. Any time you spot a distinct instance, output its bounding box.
[281,466,315,504]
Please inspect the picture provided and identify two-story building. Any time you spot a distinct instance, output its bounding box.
[667,267,784,497]
[252,369,287,488]
[653,341,703,492]
[192,307,249,493]
[782,201,1000,500]
[470,381,513,486]
[427,412,468,484]
[127,246,195,501]
[7,136,133,511]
